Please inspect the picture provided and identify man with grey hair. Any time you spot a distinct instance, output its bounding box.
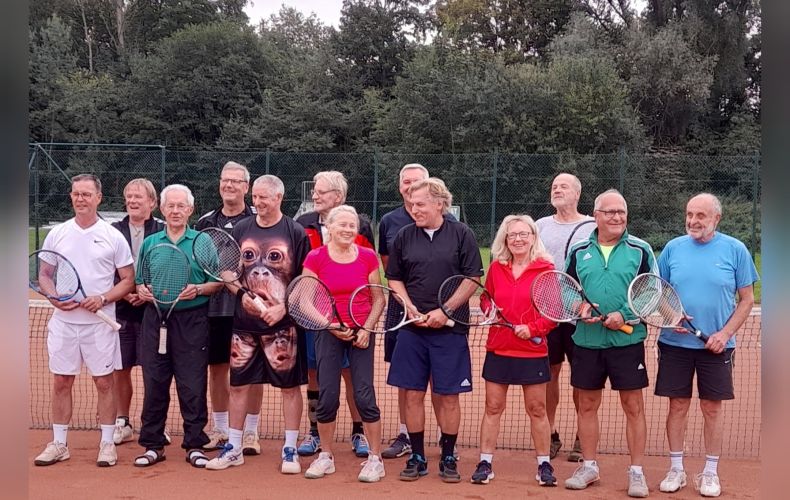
[133,184,224,468]
[536,172,595,462]
[195,161,260,454]
[563,189,656,497]
[654,193,758,497]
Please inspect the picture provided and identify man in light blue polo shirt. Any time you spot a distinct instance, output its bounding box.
[654,193,759,497]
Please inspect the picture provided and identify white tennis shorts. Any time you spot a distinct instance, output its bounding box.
[47,316,121,376]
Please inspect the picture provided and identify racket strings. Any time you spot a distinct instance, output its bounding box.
[194,229,243,281]
[349,285,388,333]
[287,278,334,330]
[532,273,584,321]
[630,275,684,326]
[142,246,191,304]
[30,252,79,299]
[438,276,478,325]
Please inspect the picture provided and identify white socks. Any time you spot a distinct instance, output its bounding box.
[284,429,299,451]
[213,411,229,434]
[670,450,684,470]
[228,428,243,450]
[53,424,68,445]
[100,424,114,444]
[244,413,260,434]
[630,465,644,474]
[537,455,550,465]
[704,455,719,475]
[480,453,493,464]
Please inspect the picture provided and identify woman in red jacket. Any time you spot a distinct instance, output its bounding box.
[471,215,558,487]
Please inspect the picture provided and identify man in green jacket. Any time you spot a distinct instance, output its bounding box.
[562,189,657,498]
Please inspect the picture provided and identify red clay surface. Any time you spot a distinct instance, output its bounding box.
[29,429,759,499]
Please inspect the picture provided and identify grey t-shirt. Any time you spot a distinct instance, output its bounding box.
[535,215,595,271]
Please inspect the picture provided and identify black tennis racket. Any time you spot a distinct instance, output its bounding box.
[348,284,455,334]
[29,250,122,331]
[564,220,596,260]
[531,270,634,334]
[139,243,192,354]
[627,273,709,342]
[285,275,349,332]
[193,227,267,314]
[438,275,541,344]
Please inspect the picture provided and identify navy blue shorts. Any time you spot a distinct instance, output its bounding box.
[118,319,142,369]
[305,330,350,370]
[387,327,472,395]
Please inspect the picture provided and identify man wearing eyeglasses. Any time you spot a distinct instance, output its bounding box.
[194,162,259,454]
[562,189,657,498]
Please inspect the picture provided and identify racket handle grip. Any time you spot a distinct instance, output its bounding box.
[95,310,121,331]
[252,295,268,313]
[619,324,634,334]
[445,319,455,327]
[158,326,167,354]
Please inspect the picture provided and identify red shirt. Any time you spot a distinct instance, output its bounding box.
[483,258,557,358]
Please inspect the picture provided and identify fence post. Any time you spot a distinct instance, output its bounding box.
[751,156,759,257]
[30,149,40,251]
[265,149,271,174]
[159,145,166,190]
[372,150,379,230]
[490,151,498,247]
[618,146,626,193]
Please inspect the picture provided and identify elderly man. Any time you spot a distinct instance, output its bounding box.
[205,175,311,474]
[536,172,595,462]
[655,193,759,497]
[133,184,224,468]
[110,178,165,446]
[195,161,260,454]
[563,189,656,498]
[386,177,484,483]
[33,174,135,468]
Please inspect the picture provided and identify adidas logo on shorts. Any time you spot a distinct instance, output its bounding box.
[460,379,471,387]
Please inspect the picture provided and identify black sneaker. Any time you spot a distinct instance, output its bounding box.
[470,460,494,484]
[438,455,461,483]
[399,453,428,481]
[567,436,582,462]
[536,461,557,487]
[550,431,562,459]
[382,433,412,459]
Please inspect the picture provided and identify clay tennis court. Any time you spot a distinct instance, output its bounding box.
[28,301,761,498]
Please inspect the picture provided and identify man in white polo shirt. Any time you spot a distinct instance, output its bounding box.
[33,173,135,468]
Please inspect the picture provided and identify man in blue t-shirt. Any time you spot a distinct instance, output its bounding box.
[654,193,759,498]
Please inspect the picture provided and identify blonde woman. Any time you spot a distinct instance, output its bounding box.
[471,215,558,486]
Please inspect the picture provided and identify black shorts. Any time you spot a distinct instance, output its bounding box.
[547,322,576,366]
[118,318,142,369]
[207,316,234,365]
[571,343,649,391]
[482,352,550,386]
[384,330,398,363]
[654,342,735,400]
[229,326,308,389]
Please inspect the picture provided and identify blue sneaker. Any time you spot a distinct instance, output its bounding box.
[297,432,321,457]
[351,433,370,457]
[399,453,428,481]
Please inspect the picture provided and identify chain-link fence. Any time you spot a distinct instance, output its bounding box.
[28,143,761,255]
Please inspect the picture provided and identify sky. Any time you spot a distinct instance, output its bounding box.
[244,1,345,27]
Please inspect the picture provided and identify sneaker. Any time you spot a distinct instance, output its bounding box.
[358,455,386,482]
[627,469,649,498]
[382,433,412,459]
[695,472,722,497]
[297,432,321,456]
[567,436,583,462]
[399,453,428,481]
[550,431,562,459]
[536,461,557,487]
[242,430,260,456]
[203,429,228,450]
[438,455,461,483]
[564,462,600,490]
[304,452,335,478]
[34,441,69,466]
[659,468,687,493]
[470,460,494,484]
[96,441,117,467]
[113,418,133,445]
[205,443,244,470]
[351,433,370,457]
[281,446,301,474]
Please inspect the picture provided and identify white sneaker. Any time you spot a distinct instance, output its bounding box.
[305,452,335,478]
[695,472,722,497]
[659,468,687,492]
[564,462,600,489]
[203,429,228,450]
[97,441,117,467]
[34,441,70,466]
[281,446,301,474]
[242,430,261,456]
[358,455,386,483]
[205,444,244,470]
[627,469,649,498]
[113,418,133,445]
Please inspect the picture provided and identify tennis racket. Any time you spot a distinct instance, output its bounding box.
[627,273,709,342]
[192,227,267,314]
[438,275,541,344]
[29,250,122,331]
[531,270,634,334]
[139,243,192,354]
[564,220,596,260]
[285,275,349,332]
[348,284,455,334]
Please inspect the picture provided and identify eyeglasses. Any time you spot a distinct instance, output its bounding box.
[506,231,533,240]
[220,178,247,186]
[70,191,96,200]
[595,209,627,219]
[311,188,338,197]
